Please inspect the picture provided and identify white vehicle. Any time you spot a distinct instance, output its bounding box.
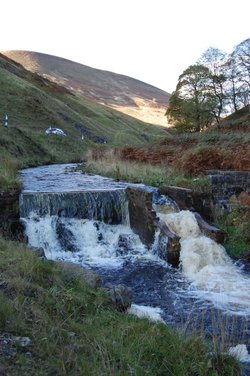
[45,127,66,136]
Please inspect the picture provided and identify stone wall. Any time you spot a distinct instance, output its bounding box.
[160,171,250,218]
[206,170,250,211]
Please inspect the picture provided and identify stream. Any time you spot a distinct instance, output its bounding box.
[19,163,250,366]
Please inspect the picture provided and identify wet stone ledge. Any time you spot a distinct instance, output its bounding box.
[126,187,157,248]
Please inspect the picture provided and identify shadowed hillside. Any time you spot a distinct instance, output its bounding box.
[0,52,169,187]
[3,50,170,126]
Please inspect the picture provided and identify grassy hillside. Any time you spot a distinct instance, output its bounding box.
[3,51,170,127]
[117,130,250,174]
[0,53,168,187]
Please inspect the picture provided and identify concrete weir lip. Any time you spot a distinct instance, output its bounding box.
[19,163,134,193]
[20,190,128,225]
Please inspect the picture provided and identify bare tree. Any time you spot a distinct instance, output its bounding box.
[198,47,228,125]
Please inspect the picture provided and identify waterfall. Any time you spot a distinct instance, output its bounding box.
[20,190,128,224]
[20,188,154,267]
[160,210,250,315]
[19,164,250,321]
[19,164,250,364]
[23,216,149,267]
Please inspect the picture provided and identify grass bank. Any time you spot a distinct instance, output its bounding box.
[82,147,211,192]
[0,237,240,375]
[214,196,250,258]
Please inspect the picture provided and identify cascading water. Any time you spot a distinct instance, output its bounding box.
[20,190,128,223]
[20,164,154,267]
[160,210,250,315]
[19,164,250,364]
[23,215,150,267]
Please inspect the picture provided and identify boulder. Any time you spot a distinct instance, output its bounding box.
[241,251,250,262]
[56,261,101,288]
[154,219,181,267]
[193,212,226,244]
[126,187,157,248]
[28,246,46,258]
[56,218,78,252]
[116,234,134,256]
[238,252,250,273]
[12,336,32,348]
[159,186,193,210]
[104,283,132,312]
[159,186,213,220]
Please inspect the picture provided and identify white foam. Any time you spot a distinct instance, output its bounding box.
[128,304,164,322]
[161,210,201,239]
[162,210,250,315]
[22,214,154,267]
[228,344,250,362]
[23,208,250,316]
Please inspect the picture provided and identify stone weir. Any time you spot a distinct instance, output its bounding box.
[20,189,128,225]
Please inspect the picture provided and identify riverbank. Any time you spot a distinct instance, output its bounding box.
[0,166,247,374]
[0,237,240,375]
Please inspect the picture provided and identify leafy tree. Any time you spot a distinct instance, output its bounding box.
[166,65,217,132]
[167,38,250,131]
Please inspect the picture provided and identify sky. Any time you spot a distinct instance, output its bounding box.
[1,0,249,93]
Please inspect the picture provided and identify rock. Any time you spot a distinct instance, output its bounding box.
[12,336,32,347]
[193,212,226,244]
[104,283,132,312]
[116,234,134,256]
[126,187,157,248]
[56,261,101,288]
[239,251,250,273]
[154,219,181,267]
[56,218,78,252]
[241,251,250,262]
[159,185,213,221]
[29,246,46,258]
[159,186,193,210]
[0,280,8,290]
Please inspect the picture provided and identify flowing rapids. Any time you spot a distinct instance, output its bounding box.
[23,215,152,267]
[160,210,250,316]
[20,164,250,358]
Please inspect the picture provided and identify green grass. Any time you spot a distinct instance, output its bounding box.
[0,53,168,188]
[0,54,167,145]
[0,237,240,375]
[81,147,211,192]
[0,155,22,189]
[215,208,249,258]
